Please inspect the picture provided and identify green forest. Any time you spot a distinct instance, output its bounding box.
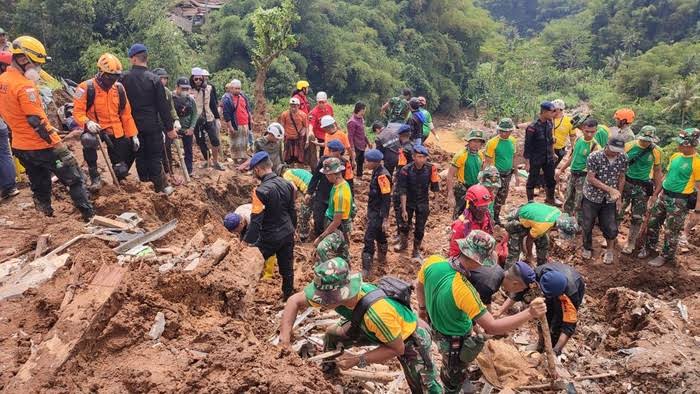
[2,0,699,143]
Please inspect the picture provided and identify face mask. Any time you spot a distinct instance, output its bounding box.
[97,74,118,90]
[24,66,41,82]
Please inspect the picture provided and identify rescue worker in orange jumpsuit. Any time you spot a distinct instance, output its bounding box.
[0,36,94,220]
[73,53,138,190]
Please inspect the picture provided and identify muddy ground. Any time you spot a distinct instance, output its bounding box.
[0,121,698,393]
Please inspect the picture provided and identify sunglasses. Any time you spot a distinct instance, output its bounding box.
[193,77,203,81]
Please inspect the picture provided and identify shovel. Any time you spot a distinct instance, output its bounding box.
[97,131,121,191]
[173,138,191,184]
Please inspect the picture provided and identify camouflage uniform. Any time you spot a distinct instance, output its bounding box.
[504,208,549,267]
[562,173,586,224]
[316,227,350,264]
[645,194,688,263]
[434,332,485,394]
[453,182,467,219]
[325,325,442,393]
[493,171,512,221]
[618,181,648,226]
[298,201,312,241]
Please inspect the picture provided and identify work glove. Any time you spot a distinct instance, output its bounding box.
[86,120,101,134]
[53,144,78,168]
[132,136,140,152]
[173,120,182,131]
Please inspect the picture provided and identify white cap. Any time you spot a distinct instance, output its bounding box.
[202,69,210,76]
[290,97,301,105]
[231,79,242,88]
[191,67,204,76]
[316,91,328,102]
[552,99,565,110]
[320,115,336,129]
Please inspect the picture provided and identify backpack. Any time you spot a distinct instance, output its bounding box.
[86,79,127,115]
[173,94,193,118]
[388,97,407,122]
[348,276,413,338]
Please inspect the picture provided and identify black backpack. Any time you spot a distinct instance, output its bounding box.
[348,276,413,338]
[86,79,127,115]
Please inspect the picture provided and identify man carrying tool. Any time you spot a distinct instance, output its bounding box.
[74,53,138,190]
[282,167,313,241]
[484,118,518,225]
[641,128,700,267]
[361,149,392,279]
[0,36,94,220]
[497,261,585,356]
[416,230,548,393]
[279,258,442,393]
[313,157,355,264]
[504,202,578,267]
[396,145,440,263]
[242,151,297,300]
[307,140,354,238]
[172,77,197,176]
[618,126,662,255]
[447,130,485,219]
[557,117,600,224]
[120,43,175,194]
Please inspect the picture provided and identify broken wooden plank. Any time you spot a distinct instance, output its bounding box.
[340,369,401,383]
[34,234,50,260]
[270,307,313,345]
[307,349,343,362]
[90,215,132,231]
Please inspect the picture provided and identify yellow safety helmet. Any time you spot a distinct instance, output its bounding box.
[296,80,309,90]
[97,53,123,74]
[10,36,50,64]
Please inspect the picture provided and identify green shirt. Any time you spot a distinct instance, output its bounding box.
[517,202,562,239]
[570,137,598,172]
[594,125,609,148]
[325,180,354,222]
[417,256,487,336]
[420,108,433,138]
[625,141,661,181]
[663,152,700,194]
[283,168,312,194]
[485,136,517,173]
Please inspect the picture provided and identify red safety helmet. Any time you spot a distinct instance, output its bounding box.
[465,184,492,207]
[0,51,11,66]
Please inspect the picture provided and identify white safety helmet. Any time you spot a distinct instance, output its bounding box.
[267,122,285,140]
[320,115,336,129]
[289,97,301,105]
[552,99,566,110]
[201,69,210,77]
[316,91,328,102]
[191,67,204,77]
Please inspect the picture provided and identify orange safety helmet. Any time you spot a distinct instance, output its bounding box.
[613,108,635,124]
[465,184,492,207]
[97,53,123,75]
[0,51,11,66]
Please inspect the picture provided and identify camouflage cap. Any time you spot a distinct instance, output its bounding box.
[303,257,362,305]
[570,112,591,129]
[555,213,578,239]
[676,128,700,147]
[456,230,496,267]
[637,125,658,143]
[478,166,502,188]
[497,118,515,131]
[464,129,486,142]
[320,157,345,174]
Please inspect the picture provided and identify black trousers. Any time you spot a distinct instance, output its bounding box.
[363,210,387,257]
[82,134,133,179]
[581,197,618,250]
[312,198,329,238]
[194,119,220,160]
[526,159,556,192]
[545,280,584,344]
[134,130,165,187]
[554,147,567,167]
[14,148,92,213]
[399,202,429,242]
[355,148,365,177]
[257,233,295,299]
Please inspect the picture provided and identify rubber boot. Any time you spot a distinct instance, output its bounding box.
[411,239,423,263]
[361,253,373,279]
[87,167,102,192]
[377,242,388,264]
[33,197,54,217]
[622,224,640,255]
[393,233,408,252]
[545,187,560,206]
[526,188,535,202]
[261,255,277,280]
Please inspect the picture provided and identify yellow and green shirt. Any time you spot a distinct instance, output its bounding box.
[594,125,609,148]
[517,202,562,239]
[663,152,700,194]
[624,141,661,181]
[485,135,517,173]
[308,283,417,344]
[326,179,354,221]
[570,137,599,172]
[451,148,484,186]
[553,116,576,149]
[283,168,312,194]
[417,255,487,336]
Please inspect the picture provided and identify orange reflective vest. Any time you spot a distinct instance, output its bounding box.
[73,79,138,138]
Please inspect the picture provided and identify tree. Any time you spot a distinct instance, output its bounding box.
[250,0,299,129]
[662,79,700,127]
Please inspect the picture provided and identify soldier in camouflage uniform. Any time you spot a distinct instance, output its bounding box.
[313,158,355,264]
[478,166,502,224]
[484,118,518,225]
[617,126,663,254]
[447,130,486,219]
[641,128,700,267]
[279,258,442,393]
